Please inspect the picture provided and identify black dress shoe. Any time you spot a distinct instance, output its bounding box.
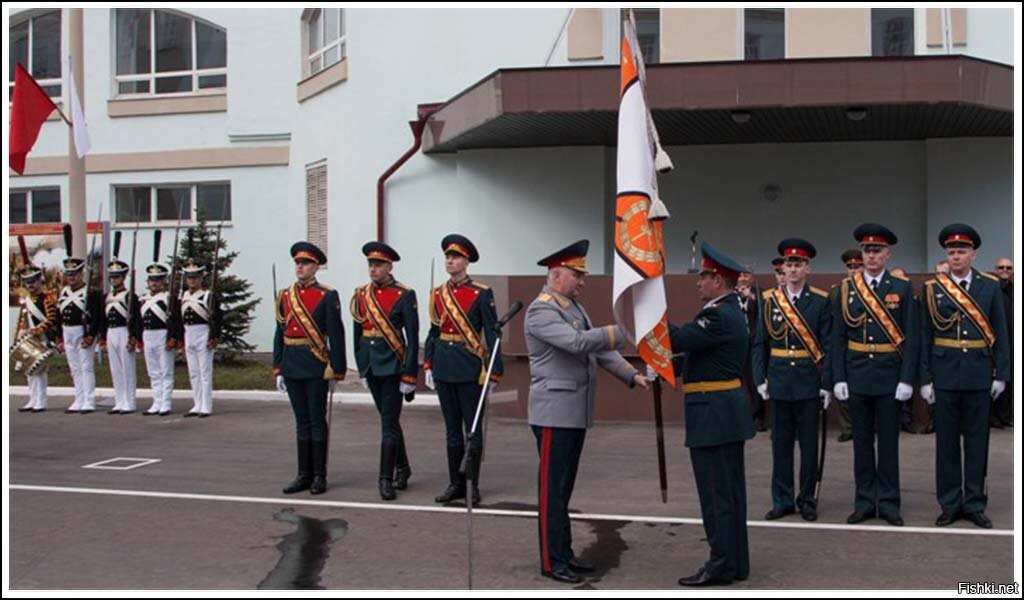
[65,408,81,414]
[764,507,795,520]
[142,411,156,416]
[542,567,582,584]
[394,464,412,490]
[282,476,312,494]
[183,411,199,418]
[800,504,818,522]
[309,476,327,495]
[18,406,33,412]
[568,556,595,573]
[80,409,94,414]
[434,483,466,503]
[120,410,135,415]
[678,569,732,587]
[846,510,875,524]
[837,432,853,442]
[379,478,396,501]
[881,513,904,527]
[900,423,915,434]
[158,411,172,416]
[198,413,211,418]
[31,408,47,413]
[935,512,958,527]
[963,511,992,529]
[107,409,122,415]
[989,418,1005,429]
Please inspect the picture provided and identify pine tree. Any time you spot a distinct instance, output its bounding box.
[169,212,260,362]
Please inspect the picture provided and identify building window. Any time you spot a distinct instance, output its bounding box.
[307,8,345,76]
[745,8,785,60]
[306,162,328,260]
[872,8,914,57]
[8,11,62,101]
[114,9,227,96]
[9,189,61,224]
[620,9,660,64]
[113,183,231,225]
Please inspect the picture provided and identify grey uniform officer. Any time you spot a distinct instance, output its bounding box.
[525,239,648,585]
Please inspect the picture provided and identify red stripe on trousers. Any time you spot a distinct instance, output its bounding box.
[539,427,552,573]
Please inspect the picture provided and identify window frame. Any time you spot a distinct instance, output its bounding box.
[870,8,915,57]
[8,10,63,101]
[111,182,232,227]
[9,187,62,224]
[743,7,786,61]
[113,8,227,98]
[306,8,346,76]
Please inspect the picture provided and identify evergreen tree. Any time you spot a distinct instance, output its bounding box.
[169,212,259,362]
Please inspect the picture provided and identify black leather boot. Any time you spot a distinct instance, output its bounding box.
[282,439,312,494]
[379,440,398,500]
[394,434,412,490]
[434,444,466,503]
[310,440,327,495]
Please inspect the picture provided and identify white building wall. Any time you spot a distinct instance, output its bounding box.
[916,7,1014,65]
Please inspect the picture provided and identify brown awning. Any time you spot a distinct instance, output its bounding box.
[422,55,1012,153]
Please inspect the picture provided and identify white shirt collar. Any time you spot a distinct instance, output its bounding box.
[864,271,884,287]
[952,270,973,288]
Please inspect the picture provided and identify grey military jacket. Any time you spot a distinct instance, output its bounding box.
[525,286,637,429]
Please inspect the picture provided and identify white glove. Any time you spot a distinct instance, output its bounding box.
[820,389,832,410]
[425,369,435,390]
[399,382,416,395]
[360,378,369,390]
[990,380,1006,400]
[645,364,657,380]
[833,382,849,402]
[757,383,769,401]
[895,382,913,402]
[920,383,935,405]
[275,375,287,394]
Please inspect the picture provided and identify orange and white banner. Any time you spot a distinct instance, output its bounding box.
[612,18,674,386]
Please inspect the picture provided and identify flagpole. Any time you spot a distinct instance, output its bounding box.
[67,8,87,258]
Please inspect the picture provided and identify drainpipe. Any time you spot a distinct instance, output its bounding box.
[376,104,441,243]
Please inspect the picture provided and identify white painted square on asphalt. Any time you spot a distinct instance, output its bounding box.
[82,457,162,471]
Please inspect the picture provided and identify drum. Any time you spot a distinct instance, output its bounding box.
[9,332,54,377]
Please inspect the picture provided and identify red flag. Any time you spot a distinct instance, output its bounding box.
[9,63,57,175]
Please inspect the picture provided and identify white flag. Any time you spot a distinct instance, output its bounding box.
[68,56,91,158]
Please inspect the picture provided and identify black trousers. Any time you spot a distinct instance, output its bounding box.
[367,374,404,444]
[285,377,329,442]
[849,393,901,516]
[437,381,485,451]
[532,425,586,574]
[689,441,749,582]
[770,398,819,511]
[934,389,991,515]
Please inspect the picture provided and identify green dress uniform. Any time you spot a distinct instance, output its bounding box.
[751,238,831,520]
[351,241,419,500]
[831,224,918,525]
[671,242,754,586]
[273,242,347,496]
[920,224,1009,528]
[424,234,503,506]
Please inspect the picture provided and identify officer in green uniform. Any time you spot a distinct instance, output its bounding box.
[832,224,918,527]
[351,241,419,501]
[670,242,755,587]
[752,238,831,522]
[273,242,347,495]
[831,249,863,442]
[424,234,502,506]
[920,224,1009,529]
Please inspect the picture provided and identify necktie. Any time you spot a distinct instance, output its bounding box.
[960,279,969,291]
[871,279,878,291]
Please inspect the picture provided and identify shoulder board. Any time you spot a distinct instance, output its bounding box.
[924,279,936,286]
[317,283,334,292]
[980,272,999,282]
[393,280,410,290]
[761,289,774,299]
[537,293,553,304]
[809,286,828,298]
[470,281,490,290]
[891,273,910,282]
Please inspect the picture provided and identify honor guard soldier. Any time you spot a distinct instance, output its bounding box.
[55,226,102,414]
[140,231,179,416]
[920,224,1009,529]
[15,262,57,412]
[99,252,141,415]
[525,240,648,584]
[669,242,754,587]
[351,241,419,500]
[180,260,219,417]
[274,242,347,496]
[752,239,832,522]
[831,224,919,527]
[831,249,864,442]
[424,234,502,506]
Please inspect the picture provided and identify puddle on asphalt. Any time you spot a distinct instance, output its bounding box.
[258,508,348,590]
[573,519,630,589]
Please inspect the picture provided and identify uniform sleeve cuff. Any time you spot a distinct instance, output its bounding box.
[400,373,418,385]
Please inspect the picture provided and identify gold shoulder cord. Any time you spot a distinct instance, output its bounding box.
[428,288,441,326]
[274,290,287,324]
[764,295,787,341]
[925,282,958,332]
[350,287,367,324]
[841,279,867,329]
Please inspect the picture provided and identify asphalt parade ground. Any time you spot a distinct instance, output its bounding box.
[7,393,1016,591]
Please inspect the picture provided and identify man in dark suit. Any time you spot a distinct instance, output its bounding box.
[920,224,1009,529]
[738,269,766,431]
[669,242,755,587]
[991,257,1013,428]
[832,224,919,527]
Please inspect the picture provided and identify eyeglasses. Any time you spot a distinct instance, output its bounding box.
[996,266,1013,271]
